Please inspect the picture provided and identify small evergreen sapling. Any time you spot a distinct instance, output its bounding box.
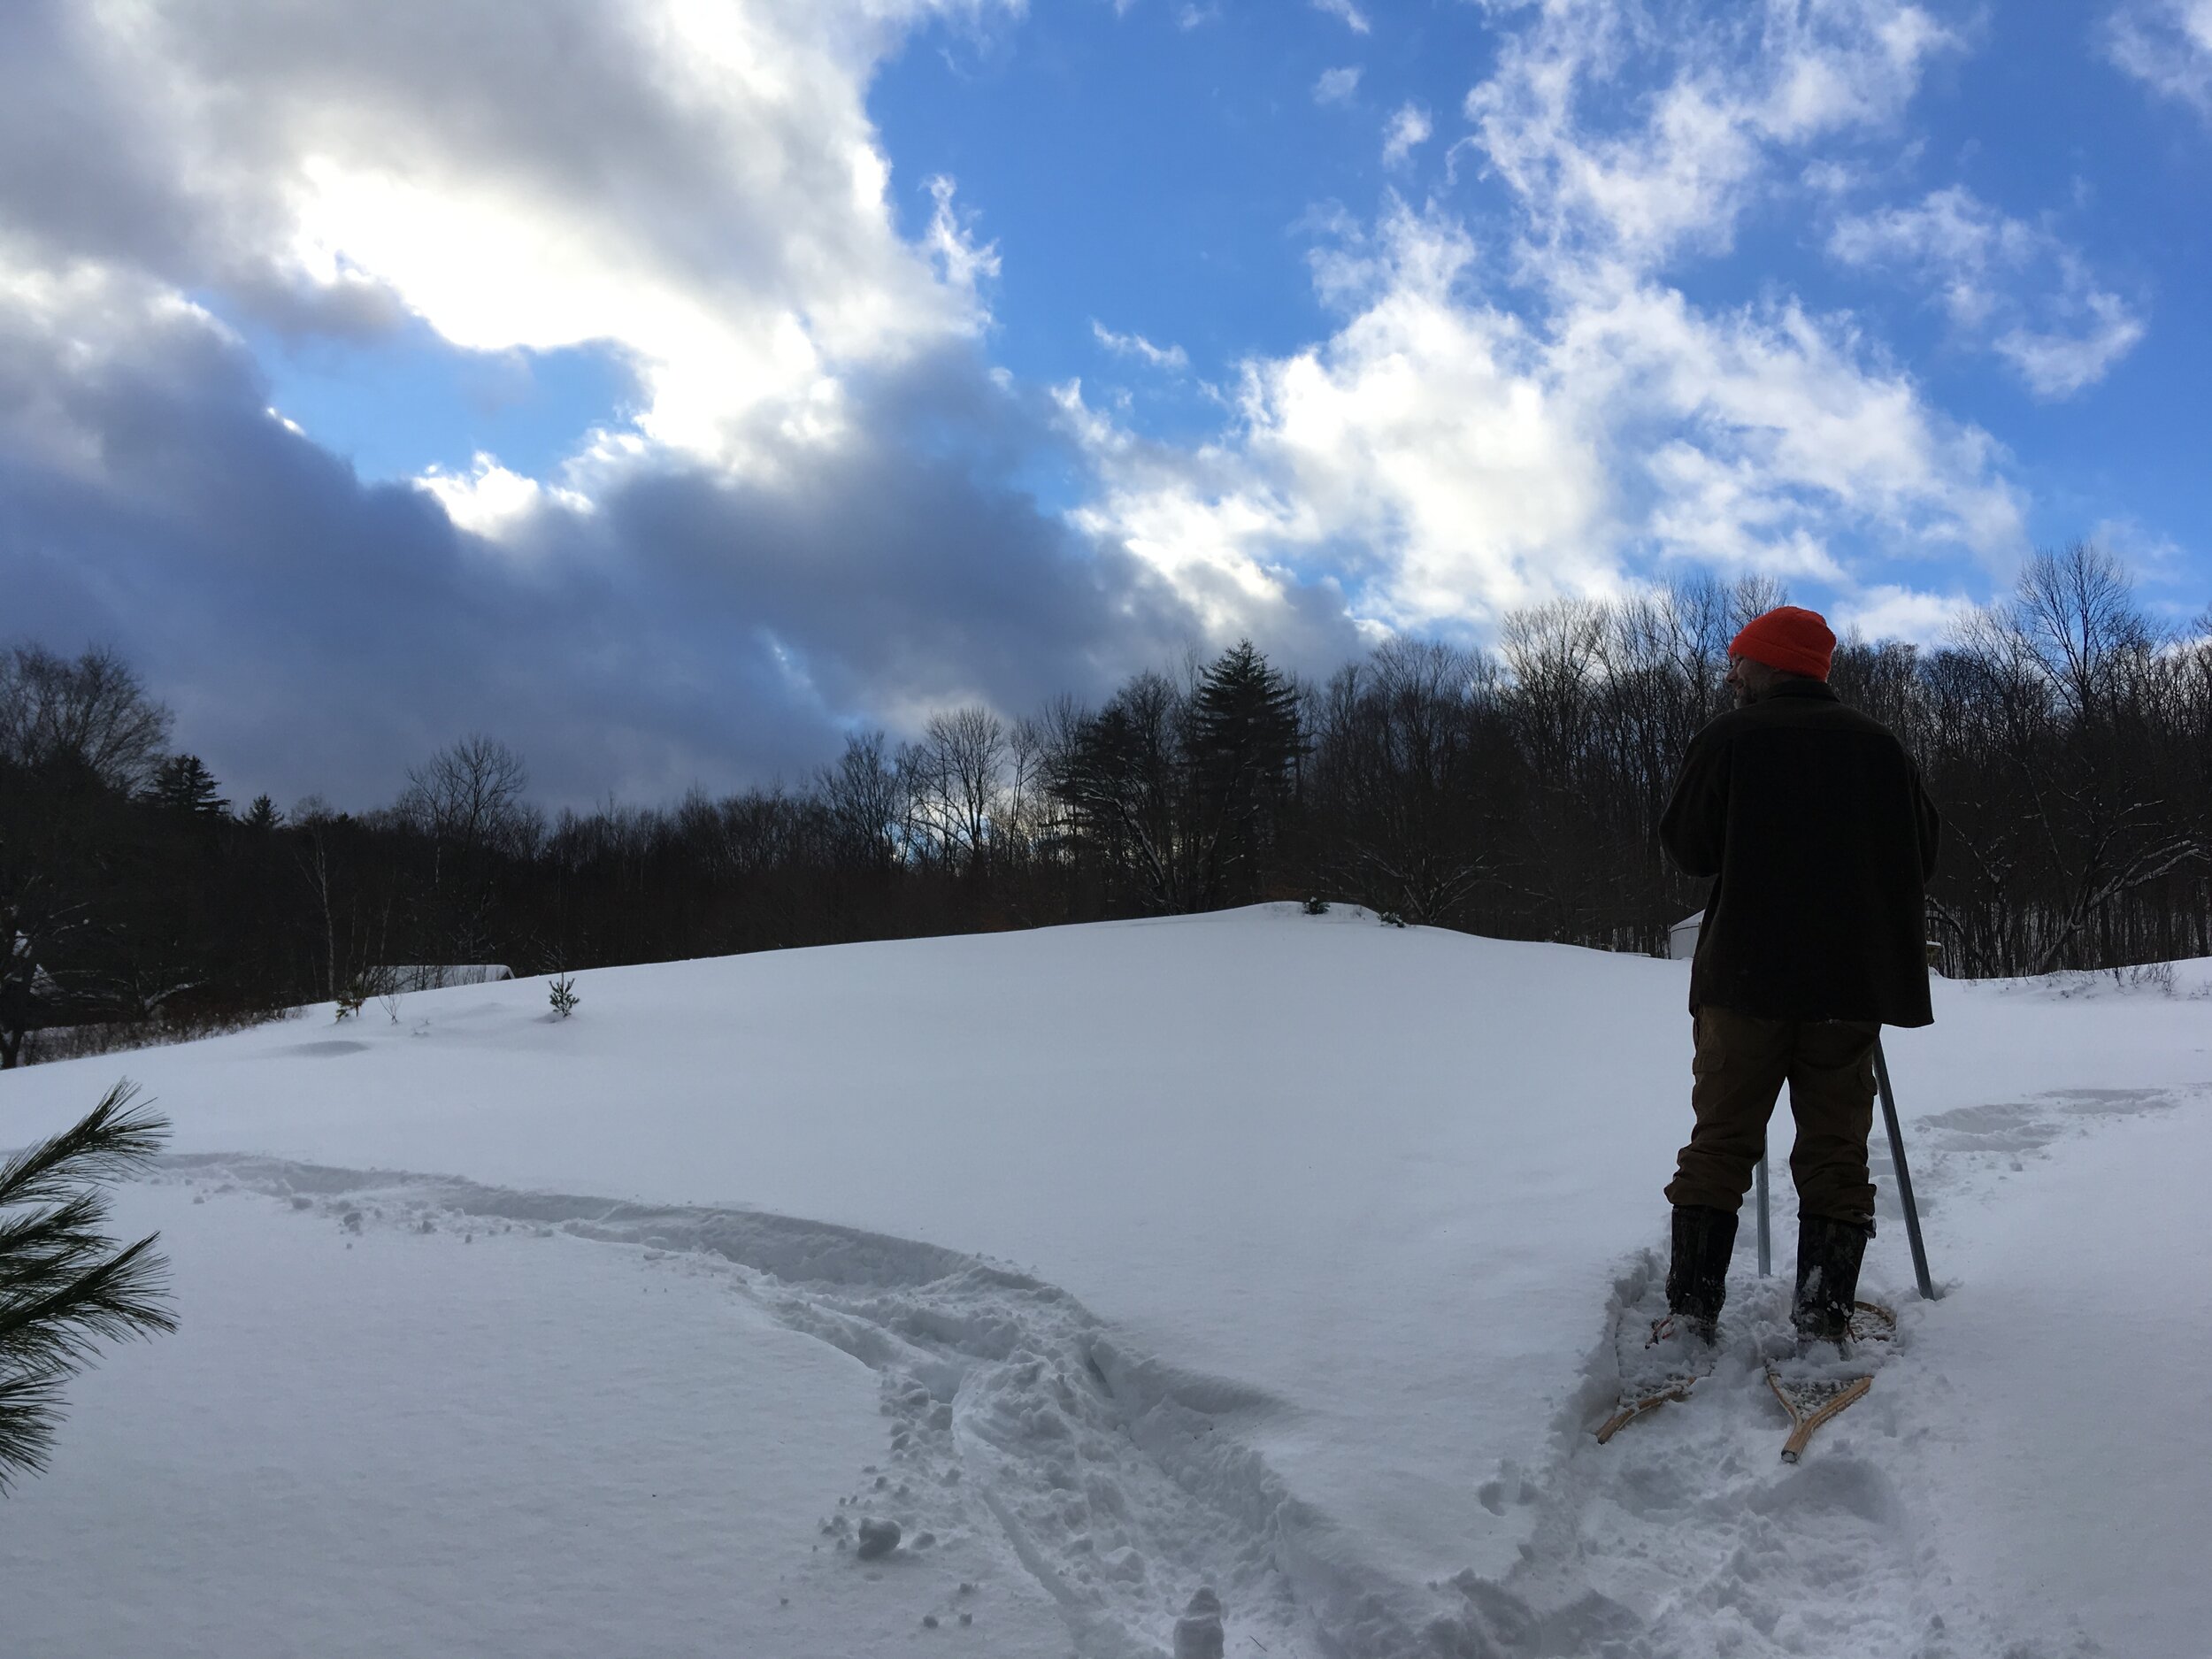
[548,973,580,1018]
[1302,896,1331,915]
[0,1081,177,1489]
[334,976,369,1021]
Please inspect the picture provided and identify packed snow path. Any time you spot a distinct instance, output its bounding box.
[4,909,2208,1656]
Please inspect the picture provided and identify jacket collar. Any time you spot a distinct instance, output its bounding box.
[1763,677,1838,703]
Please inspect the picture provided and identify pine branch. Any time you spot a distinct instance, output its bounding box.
[0,1363,67,1490]
[0,1233,177,1377]
[0,1082,177,1491]
[0,1081,167,1210]
[0,1191,110,1287]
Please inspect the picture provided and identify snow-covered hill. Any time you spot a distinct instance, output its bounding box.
[4,907,2208,1657]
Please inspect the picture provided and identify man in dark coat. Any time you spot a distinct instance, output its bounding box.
[1657,605,1941,1342]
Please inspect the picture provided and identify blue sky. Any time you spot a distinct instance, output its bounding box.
[4,0,2208,804]
[240,318,641,484]
[868,1,2210,574]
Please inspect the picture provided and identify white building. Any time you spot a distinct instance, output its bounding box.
[376,964,516,992]
[1668,911,1703,961]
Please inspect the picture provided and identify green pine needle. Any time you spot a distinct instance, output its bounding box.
[0,1080,177,1492]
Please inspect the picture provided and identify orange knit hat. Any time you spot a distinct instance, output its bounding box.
[1730,605,1835,681]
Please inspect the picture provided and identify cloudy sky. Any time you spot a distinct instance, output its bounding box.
[4,0,2207,807]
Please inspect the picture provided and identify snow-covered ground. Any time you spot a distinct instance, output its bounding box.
[3,906,2208,1657]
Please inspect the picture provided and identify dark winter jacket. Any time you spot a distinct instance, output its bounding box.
[1660,679,1941,1027]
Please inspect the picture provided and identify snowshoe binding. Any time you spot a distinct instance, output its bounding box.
[1763,1300,1896,1463]
[1595,1314,1718,1442]
[1597,1208,1740,1442]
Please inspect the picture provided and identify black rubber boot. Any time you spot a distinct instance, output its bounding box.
[1665,1205,1739,1341]
[1793,1215,1870,1342]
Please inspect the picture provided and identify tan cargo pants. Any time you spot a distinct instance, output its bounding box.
[1664,1006,1881,1229]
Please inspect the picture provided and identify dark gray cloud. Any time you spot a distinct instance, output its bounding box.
[0,0,1371,810]
[0,281,1358,810]
[0,4,204,279]
[0,0,960,348]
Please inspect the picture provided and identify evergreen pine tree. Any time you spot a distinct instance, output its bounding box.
[1190,641,1302,903]
[1046,675,1189,913]
[241,795,281,832]
[149,755,229,817]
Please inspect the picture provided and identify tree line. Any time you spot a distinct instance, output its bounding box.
[4,543,2207,1065]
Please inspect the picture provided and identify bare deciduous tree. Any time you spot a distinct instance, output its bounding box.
[398,735,534,859]
[902,707,1007,877]
[0,645,173,791]
[819,732,901,874]
[1,546,2203,1053]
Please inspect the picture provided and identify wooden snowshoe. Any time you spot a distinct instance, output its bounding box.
[1595,1372,1701,1443]
[1763,1301,1896,1463]
[1595,1313,1716,1443]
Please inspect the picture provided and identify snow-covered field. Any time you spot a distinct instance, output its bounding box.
[4,906,2208,1657]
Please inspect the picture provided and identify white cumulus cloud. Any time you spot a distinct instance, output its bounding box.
[1312,0,1371,35]
[1993,291,2146,400]
[0,0,1016,501]
[417,454,593,538]
[2106,0,2212,121]
[1382,104,1433,166]
[1830,186,2145,397]
[1064,203,2022,638]
[1314,65,1363,105]
[1056,2,2024,645]
[0,0,1245,802]
[1839,584,1979,644]
[1092,321,1191,372]
[1464,0,1961,272]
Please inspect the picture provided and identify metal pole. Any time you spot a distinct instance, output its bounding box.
[1754,1153,1771,1277]
[1873,1037,1937,1302]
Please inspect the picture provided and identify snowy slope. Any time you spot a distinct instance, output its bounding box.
[3,906,2208,1658]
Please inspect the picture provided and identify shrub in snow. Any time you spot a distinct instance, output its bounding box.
[2117,960,2175,995]
[334,976,369,1021]
[1378,910,1407,928]
[548,973,580,1018]
[0,1081,176,1489]
[1302,896,1330,915]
